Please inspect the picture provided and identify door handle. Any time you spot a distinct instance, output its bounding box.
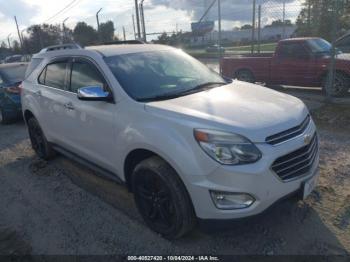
[64,102,75,110]
[34,90,42,97]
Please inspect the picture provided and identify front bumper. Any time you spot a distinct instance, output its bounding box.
[185,122,319,220]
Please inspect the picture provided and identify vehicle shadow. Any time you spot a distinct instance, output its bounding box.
[0,120,28,152]
[54,156,348,255]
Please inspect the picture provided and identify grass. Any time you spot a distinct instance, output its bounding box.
[186,42,277,58]
[226,42,277,52]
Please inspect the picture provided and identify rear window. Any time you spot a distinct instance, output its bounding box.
[25,58,43,78]
[279,42,308,58]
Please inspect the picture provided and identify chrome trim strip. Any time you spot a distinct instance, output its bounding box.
[266,115,311,145]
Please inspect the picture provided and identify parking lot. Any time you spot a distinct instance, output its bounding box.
[0,95,349,255]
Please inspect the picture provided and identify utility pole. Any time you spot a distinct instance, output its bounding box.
[140,0,146,41]
[132,14,136,40]
[257,5,261,53]
[282,0,286,39]
[21,29,26,43]
[7,33,11,49]
[14,16,24,51]
[38,26,43,49]
[218,0,222,74]
[134,0,141,39]
[96,8,102,32]
[123,26,126,41]
[21,28,28,55]
[251,0,256,54]
[62,17,69,44]
[326,0,340,101]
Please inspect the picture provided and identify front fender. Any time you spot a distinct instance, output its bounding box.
[115,111,219,185]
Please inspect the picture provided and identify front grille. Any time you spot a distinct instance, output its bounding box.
[271,134,318,181]
[266,115,311,145]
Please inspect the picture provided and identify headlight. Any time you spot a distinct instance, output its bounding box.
[194,129,261,165]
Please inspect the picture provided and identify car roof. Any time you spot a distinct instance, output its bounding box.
[33,44,175,59]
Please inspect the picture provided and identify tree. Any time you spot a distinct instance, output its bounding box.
[0,41,11,60]
[25,24,61,53]
[12,40,21,53]
[296,0,350,40]
[265,19,292,28]
[240,24,253,30]
[73,22,98,46]
[99,21,115,43]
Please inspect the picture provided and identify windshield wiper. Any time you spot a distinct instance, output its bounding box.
[138,82,227,102]
[138,92,186,102]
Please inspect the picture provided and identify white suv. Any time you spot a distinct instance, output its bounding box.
[22,43,319,239]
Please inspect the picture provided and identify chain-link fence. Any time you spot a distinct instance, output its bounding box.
[0,0,349,98]
[207,0,350,99]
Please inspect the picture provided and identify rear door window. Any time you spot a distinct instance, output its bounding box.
[39,60,68,90]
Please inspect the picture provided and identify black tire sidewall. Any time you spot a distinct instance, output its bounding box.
[132,157,196,239]
[236,70,255,83]
[27,118,54,160]
[323,72,349,97]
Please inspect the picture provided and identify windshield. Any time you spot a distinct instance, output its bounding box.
[104,49,225,102]
[307,39,342,54]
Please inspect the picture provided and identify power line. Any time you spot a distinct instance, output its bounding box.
[44,0,81,23]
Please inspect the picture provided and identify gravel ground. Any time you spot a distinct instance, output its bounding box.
[0,102,349,255]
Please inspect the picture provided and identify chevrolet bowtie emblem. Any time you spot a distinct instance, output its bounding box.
[304,134,312,145]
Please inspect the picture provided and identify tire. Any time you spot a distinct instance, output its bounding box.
[0,107,12,125]
[27,117,55,160]
[235,69,255,83]
[132,156,196,239]
[322,72,350,97]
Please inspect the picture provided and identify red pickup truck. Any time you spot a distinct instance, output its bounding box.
[221,37,350,96]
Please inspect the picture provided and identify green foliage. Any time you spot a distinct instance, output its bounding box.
[98,21,115,43]
[265,19,293,28]
[73,22,98,47]
[296,0,350,41]
[240,24,253,30]
[24,24,62,53]
[154,31,189,46]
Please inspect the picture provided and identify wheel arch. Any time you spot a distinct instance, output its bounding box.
[320,69,350,83]
[123,147,192,197]
[23,109,35,124]
[124,148,158,191]
[123,147,198,220]
[234,68,256,81]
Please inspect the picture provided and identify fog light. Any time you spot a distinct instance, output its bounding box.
[210,191,255,210]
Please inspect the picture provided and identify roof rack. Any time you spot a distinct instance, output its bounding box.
[39,43,82,53]
[99,40,146,45]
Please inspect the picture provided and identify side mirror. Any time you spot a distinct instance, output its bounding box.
[77,86,112,101]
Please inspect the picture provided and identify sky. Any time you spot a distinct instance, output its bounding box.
[0,0,302,44]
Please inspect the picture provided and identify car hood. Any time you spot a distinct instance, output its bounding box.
[145,81,309,143]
